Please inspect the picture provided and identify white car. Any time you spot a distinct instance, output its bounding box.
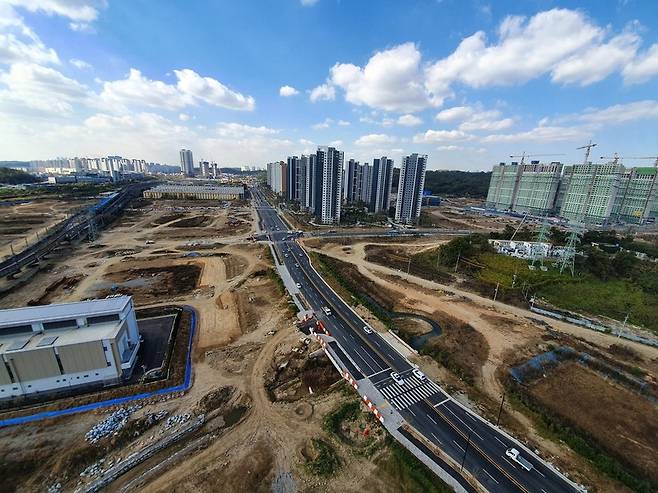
[412,368,426,381]
[322,307,332,316]
[296,283,302,289]
[362,325,373,334]
[390,372,405,386]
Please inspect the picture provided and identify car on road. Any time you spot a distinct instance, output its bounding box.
[505,448,533,471]
[322,306,332,316]
[362,325,373,334]
[412,368,426,381]
[295,263,299,267]
[390,372,405,386]
[296,283,302,289]
[284,253,288,257]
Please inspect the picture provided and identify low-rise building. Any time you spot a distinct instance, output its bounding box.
[0,296,140,400]
[143,184,245,200]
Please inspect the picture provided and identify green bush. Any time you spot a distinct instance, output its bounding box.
[305,439,341,476]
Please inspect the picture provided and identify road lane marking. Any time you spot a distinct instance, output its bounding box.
[433,398,450,407]
[445,406,484,441]
[428,415,438,425]
[452,440,465,452]
[430,432,442,445]
[366,367,391,378]
[535,468,545,478]
[483,469,499,484]
[494,436,506,447]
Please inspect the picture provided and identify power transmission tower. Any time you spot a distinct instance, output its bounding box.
[559,228,580,276]
[529,216,550,271]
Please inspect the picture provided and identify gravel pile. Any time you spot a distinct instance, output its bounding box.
[164,413,191,430]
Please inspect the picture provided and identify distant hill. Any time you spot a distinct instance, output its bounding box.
[0,167,40,185]
[393,169,491,198]
[0,161,30,168]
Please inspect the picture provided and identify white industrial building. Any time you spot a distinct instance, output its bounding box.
[0,296,140,400]
[143,184,245,200]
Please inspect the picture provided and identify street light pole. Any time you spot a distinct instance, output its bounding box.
[460,431,472,472]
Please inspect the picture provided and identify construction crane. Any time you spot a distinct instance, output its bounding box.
[509,153,565,165]
[577,140,597,165]
[601,155,658,167]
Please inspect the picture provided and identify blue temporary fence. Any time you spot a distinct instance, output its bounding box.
[0,308,196,428]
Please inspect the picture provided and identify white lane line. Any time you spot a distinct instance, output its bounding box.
[408,408,416,417]
[535,468,545,478]
[431,432,443,445]
[483,469,499,484]
[433,398,450,407]
[428,415,438,425]
[445,407,484,441]
[366,367,391,379]
[452,440,465,452]
[494,436,506,447]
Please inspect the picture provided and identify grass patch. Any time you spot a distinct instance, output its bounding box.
[378,437,453,493]
[305,438,341,476]
[323,400,361,437]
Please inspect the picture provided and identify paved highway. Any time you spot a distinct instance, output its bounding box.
[253,187,581,493]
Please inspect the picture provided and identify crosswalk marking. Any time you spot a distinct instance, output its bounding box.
[377,376,443,411]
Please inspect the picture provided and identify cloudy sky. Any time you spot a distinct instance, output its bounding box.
[2,0,658,170]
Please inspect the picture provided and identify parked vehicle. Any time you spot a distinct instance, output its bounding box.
[363,325,373,334]
[412,368,426,381]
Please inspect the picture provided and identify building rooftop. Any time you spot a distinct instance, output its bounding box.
[0,296,131,329]
[147,184,244,193]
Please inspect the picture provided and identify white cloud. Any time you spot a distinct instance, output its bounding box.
[337,119,350,126]
[174,68,255,110]
[279,85,299,97]
[100,68,190,111]
[437,145,463,151]
[355,133,398,146]
[435,106,474,122]
[329,43,439,112]
[0,62,90,114]
[299,138,314,146]
[397,114,422,126]
[178,113,190,121]
[551,31,639,86]
[69,58,91,70]
[312,118,333,130]
[413,129,473,143]
[6,0,108,31]
[481,125,588,143]
[0,4,60,65]
[458,110,514,131]
[309,82,335,102]
[329,140,343,148]
[215,122,278,138]
[577,100,658,125]
[623,44,658,84]
[99,68,255,112]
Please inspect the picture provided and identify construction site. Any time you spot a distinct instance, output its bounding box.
[0,193,460,493]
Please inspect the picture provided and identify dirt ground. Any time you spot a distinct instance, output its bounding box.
[529,362,658,483]
[0,197,441,493]
[0,197,95,260]
[304,238,658,492]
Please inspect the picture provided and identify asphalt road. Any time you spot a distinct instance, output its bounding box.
[253,187,580,493]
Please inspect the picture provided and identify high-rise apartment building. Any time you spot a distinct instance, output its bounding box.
[395,153,427,224]
[370,156,394,213]
[300,154,316,211]
[610,167,658,223]
[314,146,344,224]
[180,149,194,176]
[487,161,563,215]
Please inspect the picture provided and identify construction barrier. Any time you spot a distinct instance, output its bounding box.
[315,319,330,336]
[343,370,359,390]
[362,394,385,424]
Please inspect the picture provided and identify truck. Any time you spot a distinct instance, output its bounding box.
[505,448,533,472]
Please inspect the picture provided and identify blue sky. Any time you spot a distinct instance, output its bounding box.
[2,0,658,170]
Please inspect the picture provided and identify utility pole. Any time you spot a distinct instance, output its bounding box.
[496,391,506,426]
[493,282,500,302]
[454,250,461,272]
[460,431,472,472]
[407,256,411,275]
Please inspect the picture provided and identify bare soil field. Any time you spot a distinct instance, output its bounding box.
[528,362,658,483]
[0,197,95,259]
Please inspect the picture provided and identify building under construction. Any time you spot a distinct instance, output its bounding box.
[486,152,658,226]
[143,184,245,201]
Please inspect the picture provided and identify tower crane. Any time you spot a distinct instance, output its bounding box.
[600,155,658,166]
[577,141,597,165]
[509,153,565,165]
